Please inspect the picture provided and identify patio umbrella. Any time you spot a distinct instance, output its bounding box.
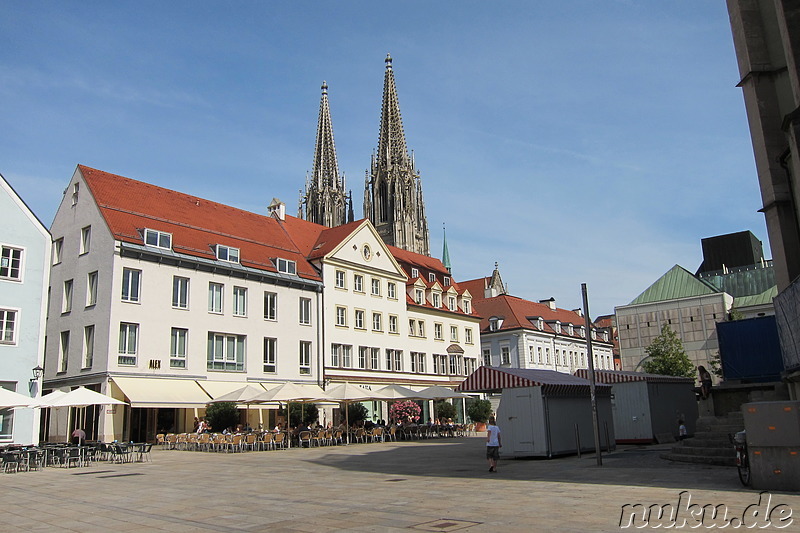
[209,384,271,428]
[254,382,330,448]
[36,390,67,442]
[416,385,472,423]
[374,384,426,400]
[324,383,388,444]
[44,387,127,444]
[0,387,37,408]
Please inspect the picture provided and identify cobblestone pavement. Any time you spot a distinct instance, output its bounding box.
[3,437,798,532]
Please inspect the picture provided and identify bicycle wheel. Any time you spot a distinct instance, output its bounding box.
[738,460,751,486]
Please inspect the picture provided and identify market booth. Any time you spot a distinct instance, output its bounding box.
[574,369,698,444]
[457,366,614,458]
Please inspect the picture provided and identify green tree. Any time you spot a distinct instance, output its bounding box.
[205,402,239,432]
[466,399,493,423]
[434,400,457,421]
[641,324,695,378]
[278,403,319,427]
[347,402,369,424]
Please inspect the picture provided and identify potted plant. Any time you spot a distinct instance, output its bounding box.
[466,399,492,432]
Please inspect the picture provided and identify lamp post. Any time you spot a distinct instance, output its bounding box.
[29,365,44,393]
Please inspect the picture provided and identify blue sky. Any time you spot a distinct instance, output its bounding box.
[1,1,766,316]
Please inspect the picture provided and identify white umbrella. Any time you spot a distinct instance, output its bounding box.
[0,387,37,408]
[325,383,389,444]
[210,384,271,428]
[37,390,67,442]
[374,384,426,400]
[416,385,471,425]
[254,383,330,448]
[44,387,127,444]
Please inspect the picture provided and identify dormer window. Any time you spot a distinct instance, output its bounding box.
[415,289,424,305]
[411,268,419,279]
[432,293,441,308]
[567,324,574,336]
[554,321,561,334]
[144,229,172,250]
[463,299,471,314]
[216,245,239,263]
[489,317,503,331]
[444,277,451,286]
[428,273,436,282]
[580,326,586,338]
[276,257,296,274]
[537,317,544,330]
[448,296,456,311]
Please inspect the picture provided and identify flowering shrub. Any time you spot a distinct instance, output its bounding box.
[389,400,421,423]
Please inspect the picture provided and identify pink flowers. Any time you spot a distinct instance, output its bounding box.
[389,400,421,423]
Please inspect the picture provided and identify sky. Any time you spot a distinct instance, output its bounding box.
[0,1,767,317]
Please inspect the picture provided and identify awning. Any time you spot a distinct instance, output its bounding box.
[111,377,212,408]
[457,366,612,396]
[196,380,269,399]
[574,369,694,384]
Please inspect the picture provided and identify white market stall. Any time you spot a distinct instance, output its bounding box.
[457,366,615,458]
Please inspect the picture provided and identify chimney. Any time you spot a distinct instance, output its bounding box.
[268,198,286,221]
[539,297,556,311]
[572,308,583,317]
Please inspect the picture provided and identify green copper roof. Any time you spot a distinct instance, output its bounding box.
[733,285,777,308]
[630,264,721,305]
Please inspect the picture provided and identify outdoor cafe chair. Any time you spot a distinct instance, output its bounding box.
[370,427,384,443]
[63,447,82,468]
[353,428,366,444]
[165,433,177,450]
[298,431,313,448]
[273,432,286,450]
[331,429,343,446]
[243,433,257,452]
[197,433,211,452]
[227,434,243,453]
[1,451,21,473]
[387,426,397,442]
[260,432,274,451]
[111,443,132,464]
[156,433,165,448]
[135,443,153,462]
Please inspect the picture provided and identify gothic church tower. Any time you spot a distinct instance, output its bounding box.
[364,54,430,256]
[300,81,352,227]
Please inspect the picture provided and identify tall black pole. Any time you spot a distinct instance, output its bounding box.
[581,283,602,466]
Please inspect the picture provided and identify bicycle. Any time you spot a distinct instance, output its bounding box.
[730,430,750,486]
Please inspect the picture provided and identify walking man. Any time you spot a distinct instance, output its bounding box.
[486,416,501,472]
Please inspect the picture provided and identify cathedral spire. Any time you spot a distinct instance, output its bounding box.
[301,81,348,227]
[364,54,430,256]
[442,223,452,274]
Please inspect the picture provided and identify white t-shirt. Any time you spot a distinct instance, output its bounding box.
[486,424,501,447]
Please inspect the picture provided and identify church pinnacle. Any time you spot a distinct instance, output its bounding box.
[300,81,352,227]
[364,54,431,256]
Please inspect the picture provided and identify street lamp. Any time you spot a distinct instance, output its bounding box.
[29,365,44,392]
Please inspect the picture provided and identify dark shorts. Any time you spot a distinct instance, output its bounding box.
[486,446,500,460]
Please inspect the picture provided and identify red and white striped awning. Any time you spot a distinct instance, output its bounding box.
[457,366,611,397]
[573,369,694,384]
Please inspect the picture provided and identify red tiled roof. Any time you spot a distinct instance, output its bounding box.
[459,277,490,298]
[78,165,321,282]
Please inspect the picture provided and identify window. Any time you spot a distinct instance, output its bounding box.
[118,323,138,366]
[144,228,172,249]
[386,349,402,371]
[482,349,491,366]
[463,300,471,314]
[415,289,424,305]
[465,328,473,344]
[354,274,364,292]
[208,282,223,313]
[121,268,141,303]
[358,346,367,369]
[277,257,296,274]
[299,341,311,374]
[432,293,441,308]
[0,309,17,344]
[465,358,476,375]
[59,331,69,372]
[342,344,352,367]
[0,246,23,280]
[372,312,382,331]
[264,292,277,320]
[408,319,415,336]
[172,276,189,309]
[538,346,543,364]
[83,325,94,368]
[370,347,379,370]
[299,297,311,325]
[233,287,247,317]
[53,238,63,265]
[71,182,79,205]
[501,346,510,365]
[354,310,365,329]
[207,332,245,372]
[371,278,381,296]
[411,352,425,373]
[450,325,458,342]
[428,273,436,282]
[170,328,188,368]
[263,337,277,373]
[444,277,451,286]
[0,382,16,440]
[434,323,443,340]
[449,355,459,375]
[86,271,98,307]
[388,315,398,334]
[80,226,91,255]
[411,268,419,279]
[62,279,73,313]
[331,344,340,367]
[417,320,425,337]
[336,306,347,327]
[448,296,456,311]
[335,270,346,289]
[546,347,550,364]
[216,245,240,263]
[387,282,396,299]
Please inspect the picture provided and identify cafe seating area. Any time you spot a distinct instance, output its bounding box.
[0,441,153,473]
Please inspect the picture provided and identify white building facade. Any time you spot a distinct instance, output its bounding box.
[0,173,51,444]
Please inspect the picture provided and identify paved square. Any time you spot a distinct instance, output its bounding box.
[3,437,798,532]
